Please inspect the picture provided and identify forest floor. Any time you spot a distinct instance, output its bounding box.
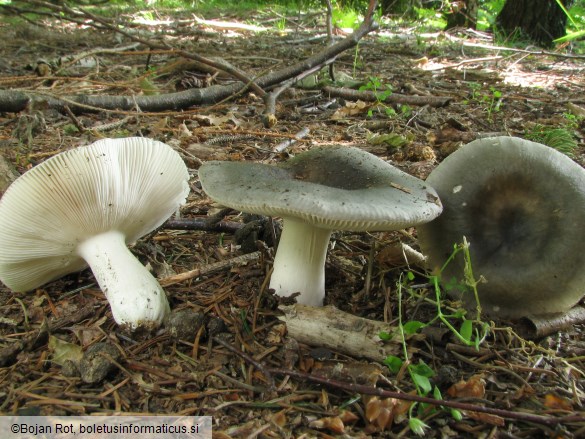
[0,5,585,438]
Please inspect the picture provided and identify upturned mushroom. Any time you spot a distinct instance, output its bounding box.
[0,137,190,330]
[199,146,442,306]
[417,136,585,318]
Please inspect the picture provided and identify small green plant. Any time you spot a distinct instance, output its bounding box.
[464,83,503,122]
[379,238,490,433]
[332,5,361,30]
[359,76,396,117]
[275,17,287,32]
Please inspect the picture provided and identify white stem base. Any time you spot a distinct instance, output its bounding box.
[269,218,332,306]
[77,230,170,329]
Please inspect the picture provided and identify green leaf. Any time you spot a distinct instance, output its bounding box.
[406,271,415,281]
[378,331,392,341]
[402,320,425,335]
[411,373,432,394]
[460,319,473,342]
[433,386,443,400]
[383,355,403,374]
[410,361,435,378]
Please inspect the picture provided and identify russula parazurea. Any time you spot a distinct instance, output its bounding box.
[0,137,190,330]
[199,146,442,306]
[417,136,585,317]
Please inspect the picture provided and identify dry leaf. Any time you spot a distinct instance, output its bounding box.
[309,416,345,433]
[447,374,486,399]
[365,396,399,430]
[331,100,370,119]
[544,393,573,411]
[271,409,287,427]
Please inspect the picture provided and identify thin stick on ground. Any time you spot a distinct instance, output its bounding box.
[159,252,261,287]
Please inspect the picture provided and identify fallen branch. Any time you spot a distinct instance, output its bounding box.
[159,251,261,287]
[323,86,452,107]
[162,218,244,234]
[216,318,585,427]
[269,367,585,427]
[278,304,408,362]
[0,1,379,114]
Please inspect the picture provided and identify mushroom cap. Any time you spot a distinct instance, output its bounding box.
[417,136,585,317]
[0,137,190,291]
[199,146,442,231]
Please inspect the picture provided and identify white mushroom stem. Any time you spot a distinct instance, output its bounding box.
[77,230,170,329]
[269,218,332,306]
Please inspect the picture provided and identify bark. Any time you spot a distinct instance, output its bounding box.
[495,0,574,47]
[516,306,585,339]
[278,304,411,362]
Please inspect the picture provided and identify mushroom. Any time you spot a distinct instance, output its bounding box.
[0,137,190,330]
[417,136,585,318]
[198,146,442,306]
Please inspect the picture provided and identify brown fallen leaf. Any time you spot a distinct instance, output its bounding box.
[447,374,486,399]
[544,393,573,411]
[309,416,345,433]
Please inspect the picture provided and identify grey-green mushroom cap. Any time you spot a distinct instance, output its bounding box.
[198,145,443,231]
[417,136,585,318]
[199,146,442,307]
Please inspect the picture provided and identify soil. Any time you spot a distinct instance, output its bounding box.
[0,5,584,437]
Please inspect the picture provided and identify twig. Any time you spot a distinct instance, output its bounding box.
[63,105,85,133]
[424,56,503,71]
[92,116,134,133]
[162,218,244,234]
[213,308,585,426]
[159,252,261,287]
[262,59,335,127]
[463,41,585,59]
[268,368,585,427]
[272,126,311,153]
[323,86,452,107]
[212,336,276,391]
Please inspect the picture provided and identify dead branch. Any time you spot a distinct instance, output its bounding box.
[278,304,408,363]
[463,41,585,60]
[323,86,453,107]
[0,1,379,114]
[272,127,311,153]
[269,367,585,427]
[159,251,261,287]
[213,336,276,391]
[162,218,244,234]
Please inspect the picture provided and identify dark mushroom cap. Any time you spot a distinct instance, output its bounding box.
[417,136,585,317]
[199,146,442,231]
